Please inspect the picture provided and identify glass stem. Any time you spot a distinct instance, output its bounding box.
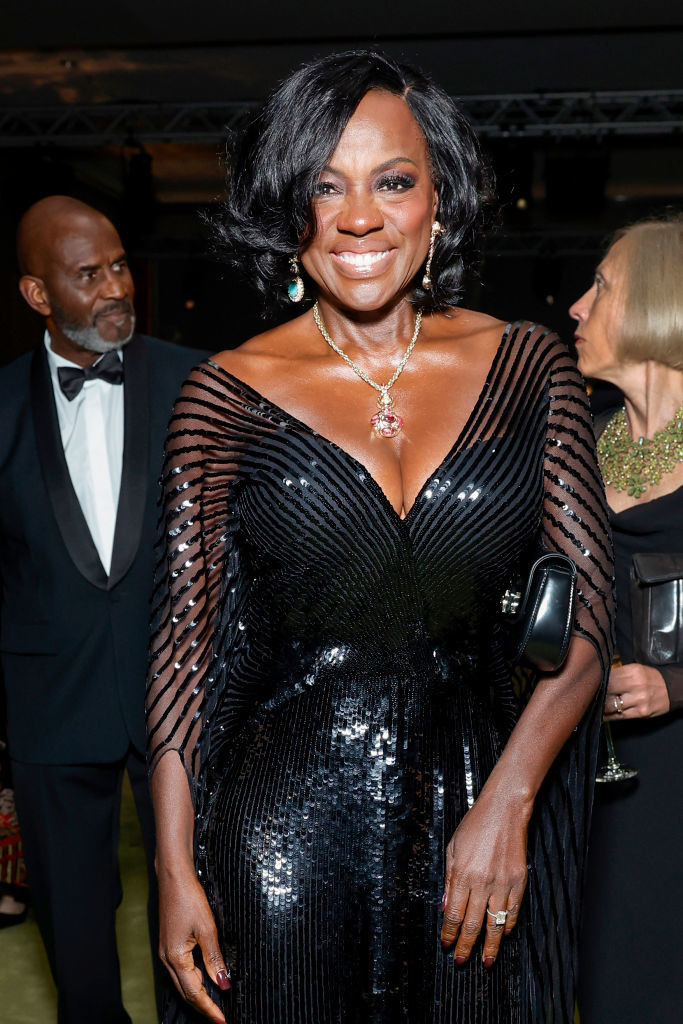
[604,722,618,760]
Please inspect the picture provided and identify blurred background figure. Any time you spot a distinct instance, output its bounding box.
[570,215,683,1024]
[0,196,204,1024]
[0,689,28,928]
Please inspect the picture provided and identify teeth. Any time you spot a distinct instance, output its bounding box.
[336,251,389,267]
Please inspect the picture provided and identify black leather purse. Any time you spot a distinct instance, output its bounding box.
[500,552,577,672]
[630,553,683,665]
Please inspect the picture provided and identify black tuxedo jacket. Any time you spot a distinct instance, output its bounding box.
[0,334,206,764]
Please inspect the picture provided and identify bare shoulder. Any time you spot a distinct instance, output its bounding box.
[210,312,319,387]
[424,306,508,361]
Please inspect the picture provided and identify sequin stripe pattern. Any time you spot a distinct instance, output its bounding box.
[512,329,614,1023]
[147,364,284,795]
[411,322,614,1023]
[146,324,614,1024]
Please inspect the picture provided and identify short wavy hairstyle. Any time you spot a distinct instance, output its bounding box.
[609,214,683,370]
[211,49,493,316]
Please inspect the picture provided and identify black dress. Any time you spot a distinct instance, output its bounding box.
[147,321,614,1024]
[578,484,683,1024]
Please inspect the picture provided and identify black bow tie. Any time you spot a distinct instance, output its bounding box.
[57,351,124,401]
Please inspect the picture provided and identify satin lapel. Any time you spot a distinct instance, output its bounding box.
[30,347,108,590]
[108,335,149,590]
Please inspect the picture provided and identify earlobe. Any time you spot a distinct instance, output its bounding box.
[19,275,51,317]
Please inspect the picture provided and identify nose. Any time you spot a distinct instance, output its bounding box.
[101,266,131,300]
[336,190,383,236]
[568,286,592,324]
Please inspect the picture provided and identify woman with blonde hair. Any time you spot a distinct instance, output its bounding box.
[570,215,683,1024]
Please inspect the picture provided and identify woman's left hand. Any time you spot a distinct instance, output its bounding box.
[440,790,530,968]
[604,663,670,720]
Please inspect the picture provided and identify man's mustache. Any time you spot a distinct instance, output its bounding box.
[95,300,134,319]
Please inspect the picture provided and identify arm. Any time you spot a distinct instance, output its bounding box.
[441,341,614,968]
[146,365,238,1022]
[151,756,230,1022]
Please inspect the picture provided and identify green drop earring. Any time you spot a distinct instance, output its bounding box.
[288,256,304,303]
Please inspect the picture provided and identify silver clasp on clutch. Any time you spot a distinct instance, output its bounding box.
[501,588,522,615]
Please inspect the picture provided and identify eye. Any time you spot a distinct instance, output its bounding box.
[312,180,341,197]
[113,259,128,272]
[594,275,604,295]
[377,173,416,192]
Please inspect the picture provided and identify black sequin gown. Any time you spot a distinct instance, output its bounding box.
[147,321,614,1024]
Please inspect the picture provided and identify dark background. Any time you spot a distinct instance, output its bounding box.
[1,2,682,363]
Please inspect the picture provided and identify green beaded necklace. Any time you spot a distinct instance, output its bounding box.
[598,402,683,498]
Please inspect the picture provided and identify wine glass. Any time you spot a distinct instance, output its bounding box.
[595,653,639,784]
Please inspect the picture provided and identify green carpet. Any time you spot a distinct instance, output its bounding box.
[0,774,157,1023]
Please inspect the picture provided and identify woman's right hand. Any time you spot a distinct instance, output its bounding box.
[158,865,231,1023]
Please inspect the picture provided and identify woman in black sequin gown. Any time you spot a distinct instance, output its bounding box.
[147,52,614,1024]
[572,218,683,1023]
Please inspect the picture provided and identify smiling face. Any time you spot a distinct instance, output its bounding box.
[569,239,629,382]
[300,90,438,313]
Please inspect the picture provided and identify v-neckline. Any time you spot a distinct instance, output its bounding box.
[206,322,512,524]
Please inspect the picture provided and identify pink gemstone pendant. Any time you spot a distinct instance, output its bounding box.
[371,391,403,438]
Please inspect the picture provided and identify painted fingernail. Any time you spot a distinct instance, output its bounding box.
[216,969,231,990]
[454,954,466,965]
[484,956,495,969]
[441,938,451,949]
[440,892,446,913]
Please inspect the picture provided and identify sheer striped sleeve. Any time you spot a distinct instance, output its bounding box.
[146,362,241,800]
[541,341,615,673]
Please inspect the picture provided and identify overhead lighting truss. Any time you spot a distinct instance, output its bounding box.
[1,90,682,147]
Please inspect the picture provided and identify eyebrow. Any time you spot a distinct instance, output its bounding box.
[322,156,419,176]
[75,253,127,274]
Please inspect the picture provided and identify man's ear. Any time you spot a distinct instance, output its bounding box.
[19,275,51,317]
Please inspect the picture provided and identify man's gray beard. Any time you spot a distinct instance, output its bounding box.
[60,317,136,354]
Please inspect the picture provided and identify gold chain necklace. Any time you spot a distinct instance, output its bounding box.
[598,401,683,498]
[311,301,423,438]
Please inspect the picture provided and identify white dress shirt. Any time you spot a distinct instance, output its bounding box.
[44,332,124,575]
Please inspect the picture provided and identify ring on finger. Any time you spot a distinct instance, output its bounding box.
[614,693,624,714]
[486,907,508,926]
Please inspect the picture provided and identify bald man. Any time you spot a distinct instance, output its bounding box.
[0,197,206,1023]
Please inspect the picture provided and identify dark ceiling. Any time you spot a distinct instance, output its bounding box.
[2,2,683,106]
[4,1,683,50]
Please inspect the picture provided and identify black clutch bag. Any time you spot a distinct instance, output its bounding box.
[501,552,577,672]
[630,553,683,665]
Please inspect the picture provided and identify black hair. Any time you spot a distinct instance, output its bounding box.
[211,49,493,315]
